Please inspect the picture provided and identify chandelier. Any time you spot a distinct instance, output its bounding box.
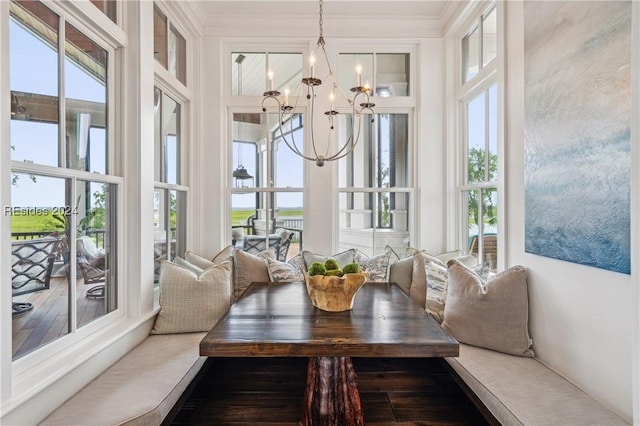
[261,0,375,167]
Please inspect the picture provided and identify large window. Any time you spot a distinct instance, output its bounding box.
[9,0,119,360]
[229,50,305,260]
[153,3,189,284]
[338,113,411,255]
[457,3,499,271]
[153,87,187,283]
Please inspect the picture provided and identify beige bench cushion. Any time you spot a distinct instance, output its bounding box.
[41,332,206,426]
[445,344,629,426]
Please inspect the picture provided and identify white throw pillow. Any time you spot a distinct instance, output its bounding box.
[354,248,393,282]
[266,257,305,282]
[151,260,232,334]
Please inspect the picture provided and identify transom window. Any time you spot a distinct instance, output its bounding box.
[462,5,496,83]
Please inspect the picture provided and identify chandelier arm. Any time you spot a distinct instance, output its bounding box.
[308,85,323,160]
[263,95,313,160]
[324,108,363,161]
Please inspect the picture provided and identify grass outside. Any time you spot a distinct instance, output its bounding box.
[232,208,303,226]
[10,212,62,237]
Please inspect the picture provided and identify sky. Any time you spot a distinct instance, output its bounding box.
[10,19,106,207]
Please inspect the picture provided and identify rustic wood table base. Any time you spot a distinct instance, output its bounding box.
[300,356,364,426]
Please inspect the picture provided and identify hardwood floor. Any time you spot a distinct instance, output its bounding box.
[12,275,106,359]
[170,357,489,425]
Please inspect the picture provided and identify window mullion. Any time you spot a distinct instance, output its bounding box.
[484,89,490,181]
[58,16,67,169]
[68,176,78,332]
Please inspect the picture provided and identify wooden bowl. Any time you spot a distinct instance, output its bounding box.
[304,273,368,312]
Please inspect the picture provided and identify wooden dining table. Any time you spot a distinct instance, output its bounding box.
[200,281,459,425]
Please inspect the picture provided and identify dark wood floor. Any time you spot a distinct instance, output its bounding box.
[170,357,489,425]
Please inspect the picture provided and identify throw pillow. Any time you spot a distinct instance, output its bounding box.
[354,248,392,282]
[410,251,444,309]
[441,259,534,357]
[266,257,305,282]
[151,260,232,334]
[233,249,273,301]
[212,244,235,264]
[287,254,306,275]
[184,250,215,270]
[424,259,448,323]
[389,255,414,295]
[302,249,356,271]
[174,257,204,275]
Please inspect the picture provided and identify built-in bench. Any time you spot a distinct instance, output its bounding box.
[40,332,206,426]
[445,343,630,426]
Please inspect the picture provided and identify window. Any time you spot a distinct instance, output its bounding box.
[230,112,304,260]
[154,4,186,85]
[339,53,410,97]
[461,85,498,269]
[229,51,305,260]
[462,5,496,83]
[9,0,119,360]
[89,0,117,24]
[338,113,411,255]
[153,87,187,283]
[457,3,500,271]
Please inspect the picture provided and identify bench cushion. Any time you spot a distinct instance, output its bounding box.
[41,332,206,426]
[445,344,629,426]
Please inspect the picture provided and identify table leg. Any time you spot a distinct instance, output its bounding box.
[300,356,365,426]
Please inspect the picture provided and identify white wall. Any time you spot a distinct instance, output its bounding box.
[505,2,635,421]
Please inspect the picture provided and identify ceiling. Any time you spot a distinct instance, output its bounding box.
[197,0,456,21]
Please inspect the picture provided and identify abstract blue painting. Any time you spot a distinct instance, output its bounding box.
[523,1,631,274]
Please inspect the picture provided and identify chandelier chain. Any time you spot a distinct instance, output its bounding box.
[318,0,324,40]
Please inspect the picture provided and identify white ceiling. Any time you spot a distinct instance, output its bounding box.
[198,1,455,21]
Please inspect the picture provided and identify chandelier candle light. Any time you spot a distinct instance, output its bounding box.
[262,0,375,167]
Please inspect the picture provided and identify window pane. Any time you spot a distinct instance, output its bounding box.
[231,52,266,96]
[76,180,117,327]
[11,174,70,359]
[273,114,304,188]
[154,92,180,184]
[339,53,374,93]
[171,190,187,261]
[65,23,108,173]
[466,93,486,184]
[339,113,409,189]
[467,188,498,271]
[488,84,498,182]
[268,53,303,94]
[232,113,259,188]
[90,0,117,24]
[10,2,59,166]
[376,53,409,96]
[169,24,186,85]
[231,191,303,260]
[462,25,479,83]
[338,191,410,256]
[153,189,167,284]
[482,7,497,67]
[153,5,167,68]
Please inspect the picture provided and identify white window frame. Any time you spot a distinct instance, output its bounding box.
[449,1,505,269]
[2,0,125,407]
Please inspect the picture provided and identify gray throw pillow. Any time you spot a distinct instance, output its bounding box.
[441,259,534,357]
[233,249,273,301]
[389,255,414,295]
